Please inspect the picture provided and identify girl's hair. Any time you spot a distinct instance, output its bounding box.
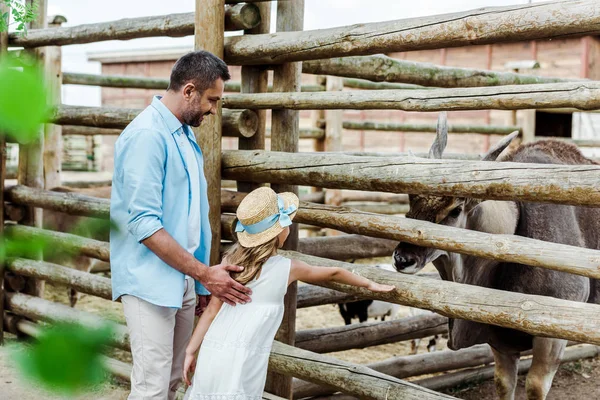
[224,236,279,285]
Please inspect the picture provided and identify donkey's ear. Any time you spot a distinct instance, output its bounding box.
[428,112,448,159]
[481,130,519,161]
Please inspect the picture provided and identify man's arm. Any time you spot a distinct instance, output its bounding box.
[142,229,251,305]
[119,129,250,305]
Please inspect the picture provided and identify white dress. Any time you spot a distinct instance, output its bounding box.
[187,255,291,400]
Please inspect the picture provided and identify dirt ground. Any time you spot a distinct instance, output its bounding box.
[2,264,600,399]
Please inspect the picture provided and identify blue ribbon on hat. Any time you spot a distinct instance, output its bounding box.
[235,195,297,235]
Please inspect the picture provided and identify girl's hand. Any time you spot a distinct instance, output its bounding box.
[183,352,197,386]
[367,281,395,292]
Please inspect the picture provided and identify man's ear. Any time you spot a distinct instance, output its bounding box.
[183,83,195,100]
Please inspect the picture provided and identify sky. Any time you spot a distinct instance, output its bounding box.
[40,0,543,106]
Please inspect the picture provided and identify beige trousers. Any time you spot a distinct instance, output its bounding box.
[122,277,196,400]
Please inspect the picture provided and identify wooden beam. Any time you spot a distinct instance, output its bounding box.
[237,1,270,193]
[221,150,600,207]
[342,78,425,90]
[0,0,8,346]
[224,3,261,31]
[18,0,47,298]
[194,0,224,266]
[43,17,65,191]
[223,0,600,65]
[62,72,324,92]
[414,344,600,392]
[5,258,112,300]
[51,105,258,138]
[297,234,397,261]
[266,1,303,397]
[303,55,576,88]
[5,224,110,262]
[269,341,456,400]
[8,8,260,49]
[281,251,600,346]
[61,126,121,136]
[222,82,600,111]
[5,292,129,350]
[295,313,448,353]
[294,344,492,399]
[342,121,521,135]
[9,186,600,281]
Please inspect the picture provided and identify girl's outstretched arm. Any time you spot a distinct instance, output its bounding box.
[289,259,394,292]
[183,296,223,385]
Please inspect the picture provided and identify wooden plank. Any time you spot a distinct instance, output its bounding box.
[8,186,600,280]
[18,0,47,298]
[342,121,521,135]
[5,292,129,350]
[280,251,600,345]
[222,82,600,111]
[194,0,225,266]
[5,258,112,300]
[51,105,257,138]
[415,345,600,391]
[294,344,491,399]
[0,0,8,346]
[295,313,448,353]
[237,1,270,193]
[223,0,600,65]
[62,72,323,92]
[303,55,576,88]
[269,341,456,400]
[43,16,66,191]
[266,2,303,397]
[221,150,600,207]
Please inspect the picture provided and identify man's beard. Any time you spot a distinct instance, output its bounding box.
[183,110,210,127]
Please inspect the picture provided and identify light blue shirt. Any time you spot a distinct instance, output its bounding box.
[110,96,212,308]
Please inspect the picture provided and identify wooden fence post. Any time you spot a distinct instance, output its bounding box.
[323,76,343,236]
[0,0,9,345]
[237,2,270,193]
[44,15,66,190]
[266,1,304,398]
[194,0,225,266]
[17,0,47,297]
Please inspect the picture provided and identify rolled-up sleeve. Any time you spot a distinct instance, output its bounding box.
[121,129,167,242]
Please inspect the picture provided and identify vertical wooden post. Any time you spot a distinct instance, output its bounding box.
[588,37,600,81]
[18,0,46,297]
[237,2,270,194]
[43,15,66,191]
[194,0,225,266]
[0,1,9,346]
[323,76,343,237]
[266,1,304,398]
[521,110,536,143]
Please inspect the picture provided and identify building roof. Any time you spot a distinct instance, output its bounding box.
[88,46,192,64]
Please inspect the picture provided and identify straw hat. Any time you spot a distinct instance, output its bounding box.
[235,187,299,248]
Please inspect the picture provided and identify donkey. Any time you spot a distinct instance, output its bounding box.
[393,114,600,400]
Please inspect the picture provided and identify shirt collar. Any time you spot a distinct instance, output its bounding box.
[151,96,198,144]
[151,95,184,135]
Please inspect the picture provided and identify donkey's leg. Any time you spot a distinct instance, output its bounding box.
[525,338,566,400]
[491,347,519,400]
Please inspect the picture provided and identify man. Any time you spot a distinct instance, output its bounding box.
[110,50,252,399]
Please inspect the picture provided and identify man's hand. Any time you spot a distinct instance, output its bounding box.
[202,263,252,306]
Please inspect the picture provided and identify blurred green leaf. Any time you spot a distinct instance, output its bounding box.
[0,233,47,262]
[0,58,49,144]
[13,322,111,394]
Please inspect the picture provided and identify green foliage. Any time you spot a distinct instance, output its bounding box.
[0,0,38,35]
[12,322,112,394]
[0,57,49,143]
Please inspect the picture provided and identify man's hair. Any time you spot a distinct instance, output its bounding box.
[167,50,231,92]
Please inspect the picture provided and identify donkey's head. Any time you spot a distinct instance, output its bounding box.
[393,113,518,278]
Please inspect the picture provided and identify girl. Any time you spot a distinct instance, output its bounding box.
[183,187,395,399]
